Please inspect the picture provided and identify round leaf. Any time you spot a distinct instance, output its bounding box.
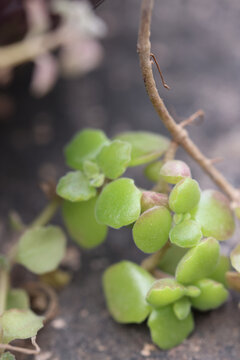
[146,278,186,308]
[144,161,163,182]
[132,206,172,253]
[7,289,29,310]
[191,279,228,311]
[173,297,191,320]
[56,171,96,202]
[230,244,240,272]
[148,305,194,350]
[62,197,108,249]
[103,261,154,323]
[169,178,201,214]
[191,190,235,241]
[17,226,66,275]
[97,140,131,179]
[115,131,169,166]
[175,237,220,284]
[0,309,43,343]
[95,178,142,229]
[169,219,202,248]
[64,129,109,170]
[160,160,191,184]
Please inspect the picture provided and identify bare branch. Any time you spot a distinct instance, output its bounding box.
[137,0,240,203]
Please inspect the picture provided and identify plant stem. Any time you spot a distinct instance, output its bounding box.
[137,0,240,204]
[31,197,61,228]
[141,241,171,273]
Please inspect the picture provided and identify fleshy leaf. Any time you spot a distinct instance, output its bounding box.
[56,171,96,202]
[141,191,168,213]
[230,244,240,272]
[7,289,29,310]
[169,178,201,214]
[175,237,220,285]
[146,278,185,308]
[148,305,194,350]
[191,190,235,241]
[169,219,202,248]
[0,309,44,343]
[160,160,191,184]
[191,279,228,311]
[115,131,169,166]
[64,129,109,170]
[97,140,131,179]
[103,261,154,323]
[95,178,142,229]
[62,197,108,248]
[144,161,163,182]
[185,286,201,298]
[173,297,191,320]
[83,160,100,179]
[158,245,188,276]
[132,206,172,253]
[17,226,66,275]
[210,254,231,287]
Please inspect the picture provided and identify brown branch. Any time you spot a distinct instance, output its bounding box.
[150,53,170,90]
[0,336,40,355]
[137,0,240,203]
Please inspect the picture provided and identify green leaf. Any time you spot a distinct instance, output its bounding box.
[89,174,105,188]
[191,190,235,241]
[210,254,231,287]
[64,129,109,170]
[83,160,100,179]
[230,244,240,272]
[56,171,96,202]
[115,131,169,166]
[173,297,191,320]
[169,178,201,214]
[0,309,44,343]
[140,191,168,213]
[7,289,29,310]
[132,206,172,253]
[62,197,108,249]
[175,237,220,285]
[95,178,142,229]
[17,226,66,275]
[144,161,163,182]
[97,140,131,179]
[169,219,202,248]
[158,245,188,276]
[148,305,194,350]
[0,352,16,360]
[191,279,228,311]
[146,278,186,308]
[160,160,191,184]
[103,261,154,324]
[185,286,201,298]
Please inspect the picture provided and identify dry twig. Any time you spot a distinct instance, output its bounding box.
[137,0,240,204]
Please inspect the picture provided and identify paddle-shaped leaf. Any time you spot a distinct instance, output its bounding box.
[56,171,96,202]
[115,131,169,166]
[17,226,66,274]
[64,129,109,170]
[62,197,108,248]
[103,261,154,323]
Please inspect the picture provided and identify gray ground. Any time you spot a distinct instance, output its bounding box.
[1,0,240,359]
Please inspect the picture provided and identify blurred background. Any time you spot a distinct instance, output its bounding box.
[0,1,240,359]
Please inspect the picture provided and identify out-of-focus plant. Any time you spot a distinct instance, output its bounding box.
[0,0,107,97]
